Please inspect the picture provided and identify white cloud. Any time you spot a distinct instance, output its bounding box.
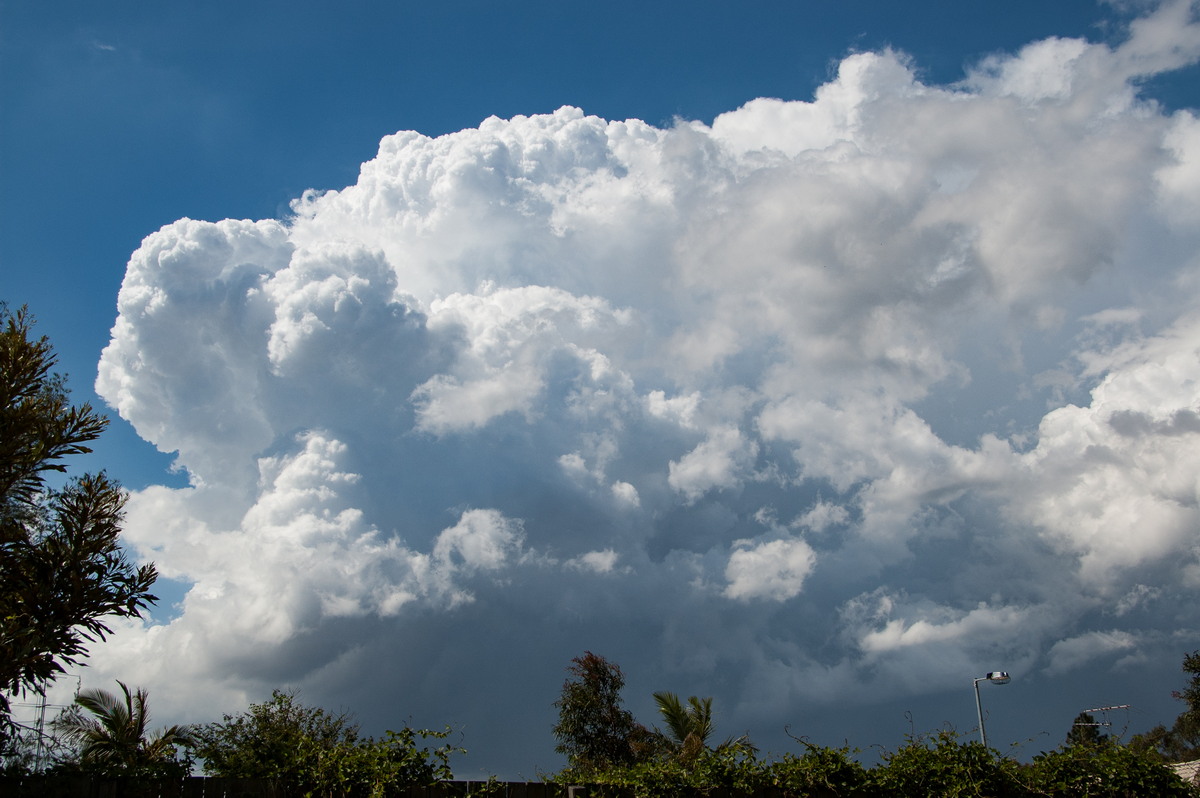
[566,549,620,573]
[89,5,1200,772]
[723,538,817,601]
[1045,631,1139,675]
[433,508,523,573]
[796,500,850,532]
[668,426,757,501]
[1157,110,1200,225]
[858,604,1031,656]
[611,481,640,507]
[1005,313,1200,580]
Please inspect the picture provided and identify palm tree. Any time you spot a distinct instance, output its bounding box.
[52,680,196,775]
[651,691,754,764]
[652,692,715,761]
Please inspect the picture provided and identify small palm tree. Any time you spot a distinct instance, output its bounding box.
[52,680,195,776]
[651,691,754,764]
[652,692,715,762]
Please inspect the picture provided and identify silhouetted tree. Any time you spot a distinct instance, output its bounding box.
[0,306,157,751]
[1065,711,1109,747]
[552,652,648,773]
[1130,650,1200,762]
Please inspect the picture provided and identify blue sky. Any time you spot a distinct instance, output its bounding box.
[3,0,1191,483]
[5,0,1200,779]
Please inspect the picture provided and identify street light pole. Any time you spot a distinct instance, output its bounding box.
[972,671,1011,748]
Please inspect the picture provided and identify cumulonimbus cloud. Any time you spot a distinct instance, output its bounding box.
[85,0,1200,774]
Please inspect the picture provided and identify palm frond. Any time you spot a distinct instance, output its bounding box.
[51,680,190,772]
[652,691,692,746]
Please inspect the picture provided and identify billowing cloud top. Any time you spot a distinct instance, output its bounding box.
[90,0,1200,776]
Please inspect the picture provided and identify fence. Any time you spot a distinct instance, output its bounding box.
[0,777,594,798]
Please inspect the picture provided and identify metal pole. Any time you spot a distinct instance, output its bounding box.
[973,677,988,748]
[34,691,48,772]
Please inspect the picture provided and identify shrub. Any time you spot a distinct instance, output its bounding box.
[1028,738,1197,797]
[767,742,872,797]
[868,730,1023,798]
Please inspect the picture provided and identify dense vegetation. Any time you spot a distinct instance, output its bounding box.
[550,652,1200,797]
[192,690,460,795]
[545,727,1198,797]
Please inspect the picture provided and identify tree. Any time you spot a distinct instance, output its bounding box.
[649,691,753,767]
[1065,711,1109,747]
[1030,736,1197,797]
[552,652,647,774]
[193,689,459,793]
[51,680,195,777]
[194,689,359,781]
[871,730,1023,798]
[0,306,158,749]
[652,692,716,763]
[1130,650,1200,762]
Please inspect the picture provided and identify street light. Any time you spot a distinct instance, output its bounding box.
[972,671,1011,748]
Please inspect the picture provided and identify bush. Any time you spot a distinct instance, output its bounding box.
[194,690,461,797]
[1028,738,1197,797]
[555,727,1200,798]
[767,742,872,797]
[569,740,763,798]
[869,730,1023,797]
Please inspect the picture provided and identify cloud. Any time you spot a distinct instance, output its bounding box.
[1045,631,1139,675]
[669,426,757,501]
[724,538,817,601]
[87,3,1200,774]
[566,549,620,574]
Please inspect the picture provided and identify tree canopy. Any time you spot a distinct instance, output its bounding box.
[1065,711,1109,748]
[193,689,459,793]
[1130,650,1200,762]
[0,305,158,748]
[552,652,648,774]
[193,689,360,781]
[51,680,195,778]
[653,692,715,754]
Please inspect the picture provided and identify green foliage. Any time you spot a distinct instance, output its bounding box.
[1128,650,1200,763]
[0,306,157,750]
[194,689,356,781]
[869,730,1023,797]
[554,724,1198,798]
[193,689,460,796]
[653,692,715,752]
[766,740,872,797]
[646,691,753,768]
[552,652,647,775]
[1029,737,1197,797]
[295,727,459,797]
[575,739,762,798]
[1128,723,1176,761]
[49,680,194,778]
[560,738,867,798]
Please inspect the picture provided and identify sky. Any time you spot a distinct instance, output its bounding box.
[5,0,1200,780]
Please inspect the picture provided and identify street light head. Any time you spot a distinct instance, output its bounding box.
[986,671,1010,684]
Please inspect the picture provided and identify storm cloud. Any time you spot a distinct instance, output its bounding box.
[82,0,1200,776]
